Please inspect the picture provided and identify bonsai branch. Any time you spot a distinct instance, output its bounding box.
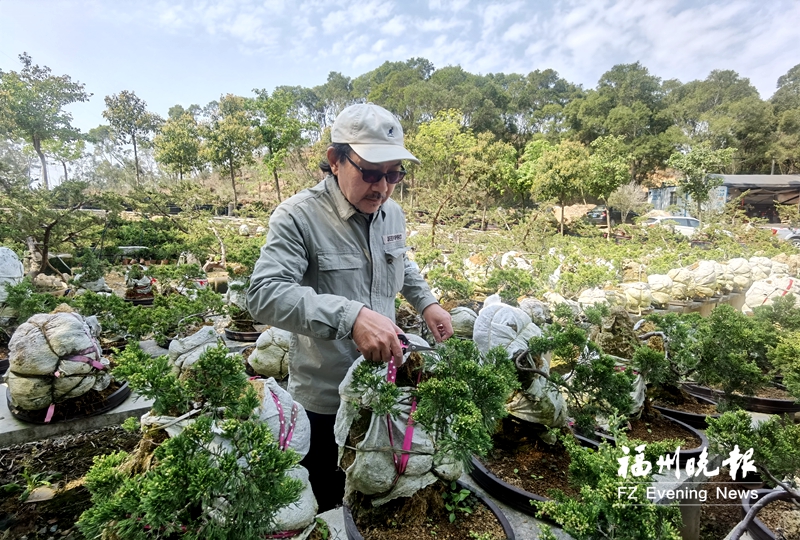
[728,490,795,540]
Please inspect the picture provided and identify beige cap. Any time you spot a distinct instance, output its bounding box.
[331,103,420,164]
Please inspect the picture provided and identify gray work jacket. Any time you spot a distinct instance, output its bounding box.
[247,175,438,414]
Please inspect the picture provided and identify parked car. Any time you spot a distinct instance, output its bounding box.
[641,215,701,237]
[585,205,638,226]
[769,226,800,247]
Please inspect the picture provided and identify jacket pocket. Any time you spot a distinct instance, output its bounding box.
[317,250,364,297]
[384,246,409,295]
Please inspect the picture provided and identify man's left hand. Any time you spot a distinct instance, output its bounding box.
[422,303,453,342]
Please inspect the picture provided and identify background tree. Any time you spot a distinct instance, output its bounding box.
[667,142,736,226]
[103,90,162,186]
[252,88,307,203]
[0,53,90,189]
[769,64,800,174]
[586,135,631,233]
[154,107,204,180]
[42,136,85,183]
[607,181,650,224]
[523,140,590,234]
[202,94,259,212]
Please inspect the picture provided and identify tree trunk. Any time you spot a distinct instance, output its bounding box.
[606,200,612,241]
[132,135,140,187]
[560,202,565,235]
[229,163,238,215]
[481,196,488,231]
[272,168,282,203]
[697,199,703,229]
[60,160,68,183]
[33,137,49,190]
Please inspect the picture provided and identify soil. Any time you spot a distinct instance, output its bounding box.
[652,396,718,416]
[699,468,763,540]
[350,481,507,540]
[749,385,795,400]
[0,426,142,539]
[759,499,800,540]
[480,418,577,499]
[625,414,702,448]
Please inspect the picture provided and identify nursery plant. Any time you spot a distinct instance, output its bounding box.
[341,338,518,533]
[706,410,800,540]
[78,342,303,539]
[525,305,635,436]
[534,424,684,540]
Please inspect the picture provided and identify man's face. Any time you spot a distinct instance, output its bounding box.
[328,148,401,214]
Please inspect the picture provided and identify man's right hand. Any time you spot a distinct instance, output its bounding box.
[352,307,404,365]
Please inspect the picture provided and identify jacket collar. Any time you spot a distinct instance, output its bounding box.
[326,174,385,221]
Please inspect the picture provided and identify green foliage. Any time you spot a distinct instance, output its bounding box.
[667,142,736,225]
[112,343,192,416]
[534,431,683,540]
[707,410,800,487]
[529,319,634,434]
[766,331,800,400]
[77,415,302,540]
[153,110,204,179]
[587,135,632,220]
[1,278,62,321]
[73,249,106,283]
[485,268,538,305]
[442,481,473,523]
[128,288,224,347]
[350,361,402,417]
[632,346,674,388]
[72,290,132,336]
[103,90,162,185]
[427,266,474,303]
[183,343,250,412]
[692,304,773,405]
[413,341,519,466]
[121,416,140,433]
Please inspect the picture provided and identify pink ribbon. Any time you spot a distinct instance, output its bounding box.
[270,391,298,452]
[385,353,423,477]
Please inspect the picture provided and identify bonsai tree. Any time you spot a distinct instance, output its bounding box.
[535,425,684,540]
[78,343,303,539]
[706,410,800,540]
[524,304,635,436]
[339,337,518,529]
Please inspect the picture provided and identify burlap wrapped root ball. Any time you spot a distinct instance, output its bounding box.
[577,288,622,310]
[248,326,293,379]
[690,260,718,298]
[518,297,550,326]
[647,274,673,307]
[667,267,696,300]
[727,258,753,292]
[714,263,734,294]
[500,251,533,271]
[7,312,110,410]
[749,257,773,281]
[743,277,800,315]
[168,327,220,377]
[449,306,478,338]
[620,282,652,312]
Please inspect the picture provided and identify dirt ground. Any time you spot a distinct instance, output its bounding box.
[0,427,142,539]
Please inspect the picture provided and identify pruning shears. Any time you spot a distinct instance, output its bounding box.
[397,333,437,353]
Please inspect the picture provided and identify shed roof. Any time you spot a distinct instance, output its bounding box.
[709,174,800,189]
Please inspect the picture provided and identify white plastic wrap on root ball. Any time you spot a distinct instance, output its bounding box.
[334,339,451,505]
[248,327,292,379]
[690,261,718,298]
[250,377,311,458]
[727,258,753,292]
[500,251,532,271]
[506,351,568,428]
[463,254,493,283]
[168,326,220,376]
[224,279,248,310]
[743,277,800,315]
[0,247,24,304]
[667,267,696,300]
[271,466,318,533]
[620,282,652,312]
[647,274,673,307]
[542,292,581,317]
[7,312,110,410]
[518,297,550,326]
[577,288,612,309]
[473,303,542,358]
[770,261,790,277]
[449,307,478,338]
[749,257,773,281]
[714,263,734,294]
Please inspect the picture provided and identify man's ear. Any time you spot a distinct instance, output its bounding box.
[327,147,340,175]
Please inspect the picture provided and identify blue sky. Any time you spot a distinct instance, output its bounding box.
[1,0,798,133]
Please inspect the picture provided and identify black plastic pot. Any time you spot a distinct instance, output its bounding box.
[224,328,261,342]
[124,296,154,306]
[653,394,721,429]
[684,383,800,415]
[470,417,708,518]
[6,381,131,424]
[342,480,515,540]
[740,489,800,540]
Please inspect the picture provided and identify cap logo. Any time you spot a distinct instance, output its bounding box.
[388,127,395,138]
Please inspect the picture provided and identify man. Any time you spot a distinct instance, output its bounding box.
[246,103,453,511]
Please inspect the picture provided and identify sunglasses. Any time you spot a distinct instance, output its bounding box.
[345,154,406,184]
